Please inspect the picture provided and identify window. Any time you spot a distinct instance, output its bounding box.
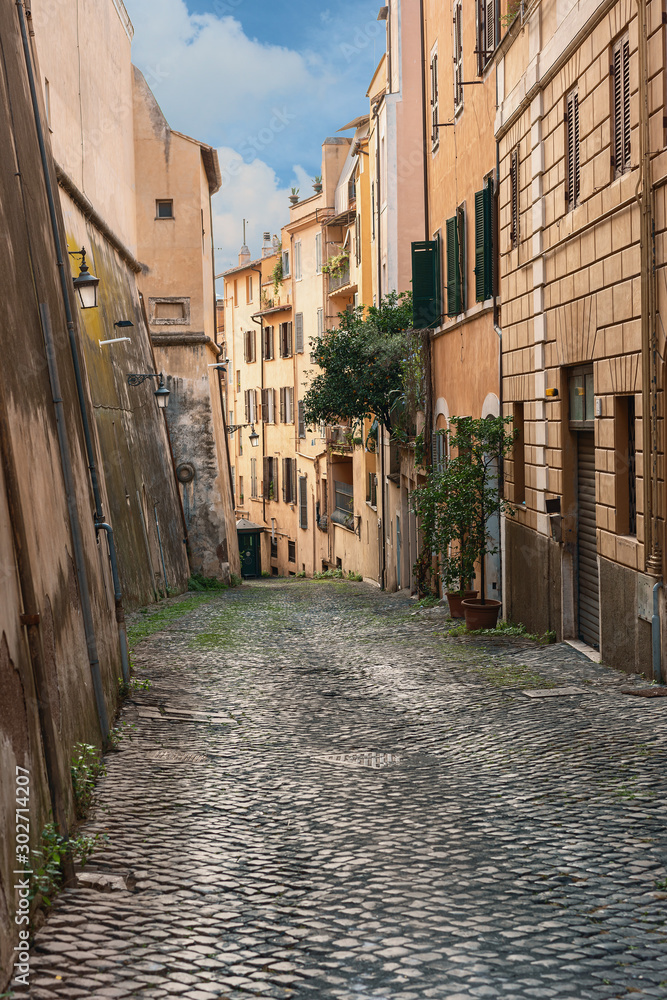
[430,50,439,150]
[156,199,174,219]
[615,396,636,535]
[299,475,308,528]
[282,249,290,276]
[355,214,361,265]
[366,473,378,507]
[295,313,304,353]
[332,479,354,528]
[231,465,235,497]
[568,367,594,428]
[512,403,525,504]
[474,178,494,302]
[262,325,274,360]
[244,389,257,423]
[446,206,466,316]
[298,400,306,438]
[317,308,324,337]
[454,0,463,112]
[315,233,322,273]
[246,275,253,303]
[612,34,631,176]
[288,540,296,563]
[371,183,375,240]
[432,428,447,471]
[271,537,278,559]
[566,89,580,210]
[279,321,293,358]
[510,146,520,247]
[244,329,256,363]
[261,387,275,424]
[236,370,240,392]
[411,239,442,327]
[239,475,244,502]
[263,456,278,500]
[476,0,495,75]
[250,458,258,499]
[348,175,356,203]
[279,386,294,423]
[294,241,302,280]
[282,458,297,504]
[233,279,238,307]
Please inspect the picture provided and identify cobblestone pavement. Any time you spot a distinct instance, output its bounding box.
[24,580,667,1000]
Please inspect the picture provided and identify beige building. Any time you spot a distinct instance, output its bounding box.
[496,0,664,675]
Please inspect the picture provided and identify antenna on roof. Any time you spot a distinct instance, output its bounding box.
[243,218,248,245]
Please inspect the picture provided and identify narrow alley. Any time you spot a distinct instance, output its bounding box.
[27,581,667,1000]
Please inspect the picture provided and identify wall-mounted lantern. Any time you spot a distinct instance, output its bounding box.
[127,372,170,409]
[68,247,99,309]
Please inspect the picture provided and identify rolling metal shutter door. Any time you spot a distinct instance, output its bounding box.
[577,432,599,647]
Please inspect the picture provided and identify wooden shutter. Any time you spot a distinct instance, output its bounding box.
[457,205,466,313]
[475,190,486,301]
[244,389,249,423]
[282,458,288,502]
[295,313,304,353]
[411,239,442,327]
[263,457,270,498]
[279,387,285,423]
[431,53,439,147]
[299,476,308,528]
[510,148,519,246]
[261,388,269,423]
[298,400,305,438]
[613,37,630,175]
[566,90,580,208]
[486,0,495,53]
[291,461,297,506]
[454,2,463,109]
[446,216,460,316]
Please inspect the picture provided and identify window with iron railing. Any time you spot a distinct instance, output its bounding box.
[332,479,354,528]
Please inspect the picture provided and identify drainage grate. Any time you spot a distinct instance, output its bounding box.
[315,752,401,769]
[146,749,209,764]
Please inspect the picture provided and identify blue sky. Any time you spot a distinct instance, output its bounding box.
[123,0,381,270]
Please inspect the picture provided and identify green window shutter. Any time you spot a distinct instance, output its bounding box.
[457,206,466,314]
[411,240,441,328]
[446,216,459,316]
[475,189,485,302]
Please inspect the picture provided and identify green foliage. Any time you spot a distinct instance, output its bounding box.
[117,675,152,698]
[304,291,413,433]
[29,823,107,908]
[188,574,228,592]
[412,416,517,597]
[321,250,349,277]
[71,744,106,820]
[271,242,283,294]
[230,573,242,588]
[313,568,362,581]
[443,619,556,644]
[126,593,223,647]
[106,720,137,752]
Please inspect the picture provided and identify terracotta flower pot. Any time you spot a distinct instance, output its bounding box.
[461,598,502,630]
[446,590,478,618]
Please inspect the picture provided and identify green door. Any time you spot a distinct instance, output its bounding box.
[238,532,261,578]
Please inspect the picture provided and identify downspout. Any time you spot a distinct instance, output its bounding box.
[419,0,430,242]
[652,581,663,684]
[372,100,387,589]
[495,114,504,609]
[636,0,661,576]
[18,1,129,695]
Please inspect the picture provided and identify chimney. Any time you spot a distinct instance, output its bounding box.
[262,232,274,258]
[272,234,280,252]
[238,243,251,265]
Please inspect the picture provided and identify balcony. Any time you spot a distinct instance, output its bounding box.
[328,263,352,294]
[326,425,354,452]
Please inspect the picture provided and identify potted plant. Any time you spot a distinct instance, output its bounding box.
[447,416,517,629]
[313,175,322,194]
[289,187,300,205]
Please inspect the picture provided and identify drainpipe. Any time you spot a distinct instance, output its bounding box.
[251,267,265,523]
[372,100,387,589]
[18,2,128,705]
[652,581,663,684]
[636,0,661,576]
[419,0,429,242]
[153,503,169,596]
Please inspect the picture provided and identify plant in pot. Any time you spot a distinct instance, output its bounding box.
[313,174,322,194]
[289,186,300,205]
[446,415,517,630]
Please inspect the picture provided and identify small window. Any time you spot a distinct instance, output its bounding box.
[430,50,439,150]
[244,329,256,363]
[282,459,297,504]
[298,400,306,438]
[512,403,525,504]
[612,34,631,177]
[279,322,293,358]
[366,473,378,507]
[246,275,253,303]
[156,200,174,219]
[446,206,466,316]
[238,476,244,502]
[233,279,238,308]
[615,396,636,536]
[271,537,278,559]
[295,313,304,353]
[454,1,463,112]
[262,387,275,424]
[288,540,296,563]
[250,458,258,499]
[244,389,257,424]
[263,325,274,360]
[566,89,580,210]
[510,146,520,247]
[476,0,495,75]
[317,308,324,337]
[279,387,294,424]
[474,178,494,302]
[235,370,240,392]
[568,367,594,428]
[264,457,278,501]
[282,250,290,277]
[294,241,302,280]
[298,476,308,529]
[332,479,354,528]
[315,234,322,273]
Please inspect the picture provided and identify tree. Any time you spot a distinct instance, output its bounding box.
[303,292,413,433]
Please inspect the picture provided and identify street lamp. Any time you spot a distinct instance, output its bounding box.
[227,422,260,446]
[68,247,99,309]
[127,372,170,409]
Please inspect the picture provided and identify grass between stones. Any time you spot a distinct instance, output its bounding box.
[474,661,557,689]
[127,592,225,648]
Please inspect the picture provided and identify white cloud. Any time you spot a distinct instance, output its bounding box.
[212,148,306,276]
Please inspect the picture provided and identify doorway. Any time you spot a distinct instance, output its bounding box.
[576,430,599,647]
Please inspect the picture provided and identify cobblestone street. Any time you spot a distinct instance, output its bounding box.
[25,580,667,1000]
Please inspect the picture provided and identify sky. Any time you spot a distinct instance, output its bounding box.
[123,0,382,273]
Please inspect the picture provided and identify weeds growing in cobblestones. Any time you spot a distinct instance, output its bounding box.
[440,619,557,644]
[117,675,152,698]
[29,823,107,908]
[127,593,224,647]
[106,719,137,751]
[313,568,363,581]
[71,743,106,818]
[477,661,556,688]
